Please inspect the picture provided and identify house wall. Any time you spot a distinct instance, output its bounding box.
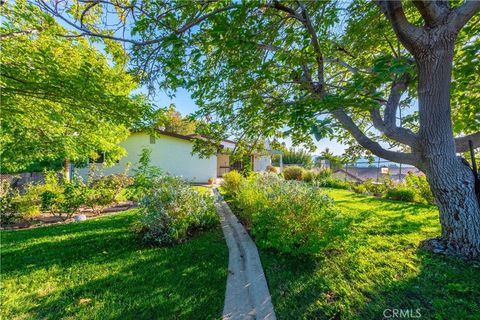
[77,132,217,183]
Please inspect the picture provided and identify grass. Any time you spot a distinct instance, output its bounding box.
[1,209,228,320]
[259,188,480,320]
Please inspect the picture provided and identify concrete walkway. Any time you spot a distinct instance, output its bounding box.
[213,188,276,320]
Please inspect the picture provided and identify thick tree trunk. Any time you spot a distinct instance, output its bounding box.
[416,35,480,259]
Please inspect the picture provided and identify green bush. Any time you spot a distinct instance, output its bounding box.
[16,184,42,220]
[320,178,350,189]
[283,166,304,181]
[362,179,387,196]
[385,187,416,202]
[301,170,315,183]
[266,165,277,173]
[40,175,87,220]
[221,170,244,196]
[0,180,20,224]
[314,168,332,182]
[127,149,162,202]
[406,173,435,205]
[351,183,367,194]
[137,176,217,246]
[232,173,345,255]
[86,173,133,215]
[273,148,313,168]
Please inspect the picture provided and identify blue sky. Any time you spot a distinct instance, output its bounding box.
[151,88,348,155]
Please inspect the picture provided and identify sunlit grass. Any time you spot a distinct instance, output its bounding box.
[260,189,480,320]
[1,210,227,320]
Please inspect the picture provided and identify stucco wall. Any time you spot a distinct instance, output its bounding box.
[77,132,217,183]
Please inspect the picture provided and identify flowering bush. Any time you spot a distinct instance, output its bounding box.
[137,175,217,246]
[232,173,345,255]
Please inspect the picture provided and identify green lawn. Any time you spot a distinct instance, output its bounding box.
[260,189,480,320]
[1,210,228,320]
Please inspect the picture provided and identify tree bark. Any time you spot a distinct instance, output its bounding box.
[63,158,71,182]
[415,31,480,259]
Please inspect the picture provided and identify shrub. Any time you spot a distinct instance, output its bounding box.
[351,183,367,194]
[301,170,315,183]
[40,176,87,220]
[232,174,345,255]
[362,179,387,196]
[385,187,416,202]
[0,180,20,224]
[266,165,277,173]
[127,149,162,201]
[86,173,133,215]
[320,178,350,189]
[16,184,42,220]
[221,170,244,196]
[274,148,313,168]
[137,176,217,245]
[283,166,304,181]
[406,173,435,205]
[315,168,332,182]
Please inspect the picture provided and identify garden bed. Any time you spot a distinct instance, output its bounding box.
[0,201,135,230]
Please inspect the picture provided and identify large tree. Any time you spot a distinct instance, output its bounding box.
[0,0,151,176]
[35,0,479,258]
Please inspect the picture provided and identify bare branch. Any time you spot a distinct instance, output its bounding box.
[450,0,480,30]
[333,109,419,165]
[0,29,39,39]
[455,132,480,153]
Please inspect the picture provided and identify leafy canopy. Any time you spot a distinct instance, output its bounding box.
[28,1,480,160]
[0,0,152,172]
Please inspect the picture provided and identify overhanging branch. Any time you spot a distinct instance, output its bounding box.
[455,132,480,153]
[450,0,480,30]
[333,109,419,166]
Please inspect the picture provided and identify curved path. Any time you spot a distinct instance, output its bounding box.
[213,188,276,320]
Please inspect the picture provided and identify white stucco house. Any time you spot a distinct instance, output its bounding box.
[77,130,276,183]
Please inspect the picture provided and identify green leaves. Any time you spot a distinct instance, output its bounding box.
[0,0,151,172]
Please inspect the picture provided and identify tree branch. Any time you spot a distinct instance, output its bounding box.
[368,73,418,146]
[333,109,419,165]
[455,132,480,153]
[37,0,238,46]
[375,1,424,53]
[0,29,39,39]
[412,0,450,26]
[450,0,480,30]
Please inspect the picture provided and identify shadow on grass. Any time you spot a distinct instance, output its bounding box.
[28,252,226,320]
[260,190,479,320]
[261,244,480,320]
[1,210,228,320]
